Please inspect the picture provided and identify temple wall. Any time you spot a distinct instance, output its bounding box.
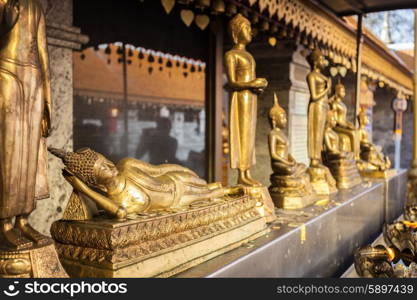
[29,0,87,235]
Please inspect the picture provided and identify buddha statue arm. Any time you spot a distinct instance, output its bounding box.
[269,134,294,166]
[324,130,344,157]
[63,173,127,219]
[117,158,198,178]
[37,10,52,137]
[224,52,267,91]
[307,74,329,101]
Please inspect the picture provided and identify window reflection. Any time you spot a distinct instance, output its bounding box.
[73,44,207,178]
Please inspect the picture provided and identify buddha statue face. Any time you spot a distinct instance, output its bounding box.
[237,22,252,45]
[335,84,346,99]
[308,49,327,70]
[93,154,119,184]
[275,111,287,129]
[229,14,252,45]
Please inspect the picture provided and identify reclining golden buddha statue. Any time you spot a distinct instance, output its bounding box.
[49,147,228,219]
[267,94,315,209]
[356,108,392,177]
[329,82,360,159]
[323,110,362,189]
[49,147,273,278]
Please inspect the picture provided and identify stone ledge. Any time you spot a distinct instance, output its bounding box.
[47,23,89,50]
[177,181,393,277]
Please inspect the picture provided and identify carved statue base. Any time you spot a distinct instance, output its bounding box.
[325,158,362,189]
[269,174,316,209]
[51,194,270,278]
[358,168,397,179]
[0,239,67,278]
[307,165,337,196]
[240,185,276,222]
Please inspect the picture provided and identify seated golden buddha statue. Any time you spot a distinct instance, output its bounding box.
[323,110,362,189]
[49,148,228,219]
[356,108,392,177]
[329,82,360,159]
[268,94,315,209]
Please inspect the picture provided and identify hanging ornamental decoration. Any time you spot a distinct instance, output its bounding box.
[180,9,195,27]
[329,67,338,78]
[161,0,176,14]
[195,14,210,30]
[211,0,225,15]
[338,65,347,78]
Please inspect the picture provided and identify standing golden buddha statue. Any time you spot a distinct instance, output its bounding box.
[356,108,394,178]
[323,110,362,189]
[225,13,268,187]
[0,0,66,278]
[306,49,337,195]
[268,94,315,209]
[329,82,360,159]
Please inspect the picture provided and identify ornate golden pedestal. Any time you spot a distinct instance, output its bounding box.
[241,186,276,222]
[0,240,67,278]
[51,194,270,278]
[308,165,338,196]
[359,169,397,179]
[269,175,316,209]
[326,160,363,189]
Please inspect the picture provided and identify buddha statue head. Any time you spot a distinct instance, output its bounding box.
[49,147,119,189]
[228,13,252,45]
[307,48,327,70]
[269,93,287,129]
[335,82,346,99]
[358,107,369,128]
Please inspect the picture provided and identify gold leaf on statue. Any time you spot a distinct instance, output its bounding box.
[195,14,210,30]
[161,0,175,14]
[180,9,195,27]
[330,67,338,77]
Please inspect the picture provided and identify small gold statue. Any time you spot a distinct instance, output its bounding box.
[306,48,337,195]
[323,110,362,189]
[329,82,360,159]
[268,94,315,209]
[356,108,393,178]
[225,13,268,186]
[49,148,228,218]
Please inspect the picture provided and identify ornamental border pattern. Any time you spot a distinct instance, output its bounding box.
[52,199,261,265]
[245,0,412,95]
[51,195,257,250]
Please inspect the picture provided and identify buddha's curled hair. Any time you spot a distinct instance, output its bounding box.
[48,147,100,187]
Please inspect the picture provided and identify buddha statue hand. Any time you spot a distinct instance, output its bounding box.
[251,78,268,94]
[62,169,127,220]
